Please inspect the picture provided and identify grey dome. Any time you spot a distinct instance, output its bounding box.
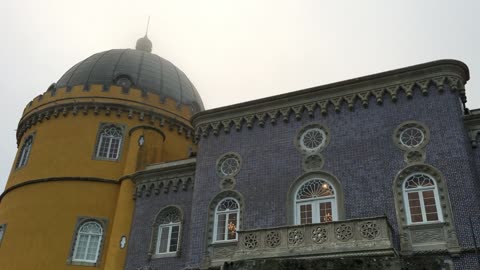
[56,49,204,111]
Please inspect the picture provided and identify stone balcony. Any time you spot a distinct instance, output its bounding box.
[232,216,396,261]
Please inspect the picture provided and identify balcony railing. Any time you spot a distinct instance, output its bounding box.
[232,216,395,261]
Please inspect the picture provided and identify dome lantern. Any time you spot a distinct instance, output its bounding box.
[135,35,152,53]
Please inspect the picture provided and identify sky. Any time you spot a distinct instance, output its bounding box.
[1,0,479,192]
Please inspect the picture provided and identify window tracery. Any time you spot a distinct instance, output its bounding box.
[95,124,124,160]
[295,178,336,224]
[156,207,181,255]
[214,198,240,242]
[72,221,103,264]
[16,135,34,168]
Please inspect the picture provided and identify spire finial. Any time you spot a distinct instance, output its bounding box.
[145,16,150,36]
[136,17,153,53]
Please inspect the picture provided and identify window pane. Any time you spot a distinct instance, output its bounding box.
[300,204,312,224]
[98,137,110,158]
[216,214,226,241]
[423,191,439,221]
[74,234,89,260]
[319,202,333,223]
[158,227,169,253]
[108,138,121,159]
[86,235,100,261]
[408,192,424,223]
[227,213,237,240]
[169,226,179,252]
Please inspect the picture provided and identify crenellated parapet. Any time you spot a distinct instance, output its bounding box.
[16,84,196,144]
[192,60,469,141]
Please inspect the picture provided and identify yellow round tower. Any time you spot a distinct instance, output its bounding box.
[0,36,202,270]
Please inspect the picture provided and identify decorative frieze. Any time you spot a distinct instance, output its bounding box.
[193,74,465,141]
[133,158,196,198]
[16,102,195,144]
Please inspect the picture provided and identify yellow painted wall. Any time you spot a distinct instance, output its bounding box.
[0,181,118,269]
[0,84,197,270]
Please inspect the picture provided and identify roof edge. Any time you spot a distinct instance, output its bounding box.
[193,59,469,126]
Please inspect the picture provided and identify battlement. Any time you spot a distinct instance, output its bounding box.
[23,84,198,120]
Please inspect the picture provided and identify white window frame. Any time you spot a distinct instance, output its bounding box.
[156,222,181,255]
[72,221,103,264]
[95,125,123,160]
[403,173,443,225]
[16,135,34,168]
[213,198,240,243]
[294,179,337,225]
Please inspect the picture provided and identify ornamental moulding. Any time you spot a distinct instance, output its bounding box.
[15,101,195,144]
[134,175,194,198]
[133,158,196,198]
[193,60,468,141]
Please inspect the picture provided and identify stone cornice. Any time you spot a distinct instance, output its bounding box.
[192,60,469,141]
[16,101,195,145]
[133,158,196,198]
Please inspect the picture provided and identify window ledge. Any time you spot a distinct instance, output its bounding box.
[69,260,98,267]
[406,222,445,229]
[151,252,178,259]
[209,240,238,247]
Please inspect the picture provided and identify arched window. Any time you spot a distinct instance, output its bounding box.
[295,178,337,224]
[72,221,103,263]
[214,198,239,242]
[403,173,443,224]
[95,124,123,160]
[156,207,181,255]
[16,135,34,168]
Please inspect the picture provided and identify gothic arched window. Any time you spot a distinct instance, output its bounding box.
[403,173,443,224]
[214,198,240,242]
[16,135,34,168]
[95,124,124,160]
[295,178,337,224]
[72,221,103,263]
[156,207,181,255]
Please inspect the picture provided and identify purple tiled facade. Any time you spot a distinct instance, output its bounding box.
[125,61,480,270]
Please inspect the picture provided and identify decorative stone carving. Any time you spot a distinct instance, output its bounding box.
[393,121,430,151]
[243,233,259,250]
[17,102,195,145]
[335,224,353,241]
[192,72,465,140]
[404,150,426,164]
[311,226,328,244]
[220,178,236,190]
[235,217,395,261]
[265,231,281,248]
[287,229,304,246]
[360,221,380,240]
[412,228,444,242]
[302,154,324,171]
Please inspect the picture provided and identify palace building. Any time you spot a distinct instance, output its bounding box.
[0,36,479,270]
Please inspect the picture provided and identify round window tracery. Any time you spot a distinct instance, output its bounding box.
[216,153,242,178]
[400,127,425,148]
[295,124,329,153]
[393,121,429,150]
[300,128,326,151]
[296,179,335,200]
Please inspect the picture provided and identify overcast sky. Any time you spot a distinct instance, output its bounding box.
[1,0,479,192]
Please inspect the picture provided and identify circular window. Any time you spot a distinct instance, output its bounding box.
[217,153,242,178]
[220,157,240,176]
[300,128,326,151]
[400,127,424,148]
[393,121,429,150]
[295,124,329,153]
